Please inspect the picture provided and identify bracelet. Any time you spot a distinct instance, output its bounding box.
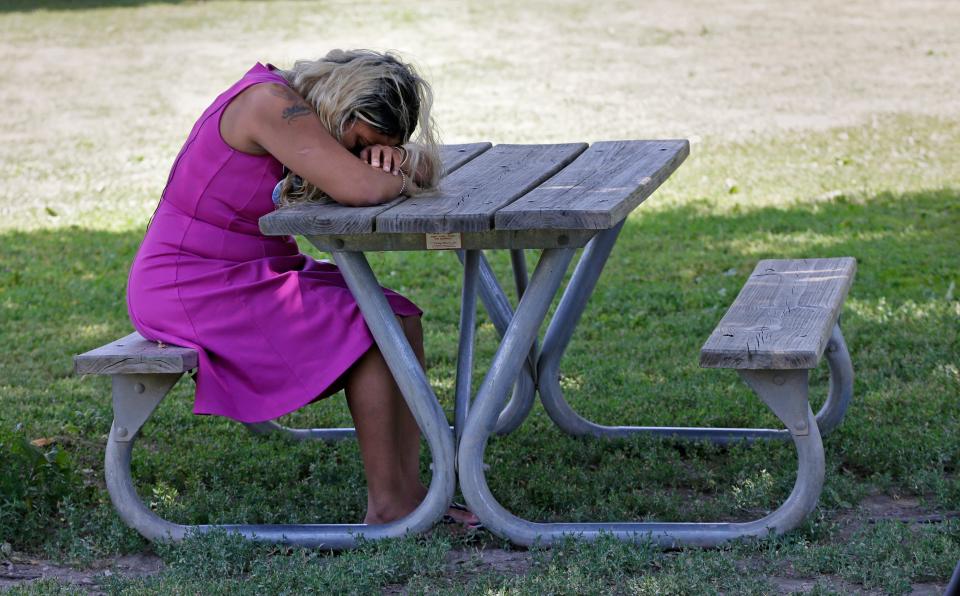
[398,170,408,196]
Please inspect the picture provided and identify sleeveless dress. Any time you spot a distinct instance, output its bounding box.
[126,63,421,423]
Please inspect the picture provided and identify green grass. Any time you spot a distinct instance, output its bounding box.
[1,1,959,594]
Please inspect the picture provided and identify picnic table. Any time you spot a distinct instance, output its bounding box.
[258,140,694,544]
[260,138,851,548]
[77,139,856,549]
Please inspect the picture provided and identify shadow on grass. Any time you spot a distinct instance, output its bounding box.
[1,0,319,12]
[0,186,956,544]
[0,0,187,12]
[3,187,954,346]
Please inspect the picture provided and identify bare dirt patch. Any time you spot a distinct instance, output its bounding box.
[766,575,945,595]
[856,494,960,524]
[834,493,960,542]
[444,546,533,577]
[0,552,162,593]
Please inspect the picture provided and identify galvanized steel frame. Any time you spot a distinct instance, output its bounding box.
[102,221,851,549]
[532,223,855,443]
[451,225,849,546]
[467,222,854,442]
[102,251,456,548]
[459,362,825,546]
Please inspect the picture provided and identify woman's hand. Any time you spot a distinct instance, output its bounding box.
[359,145,406,175]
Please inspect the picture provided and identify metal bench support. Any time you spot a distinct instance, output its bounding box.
[457,248,852,546]
[98,250,458,548]
[458,308,825,546]
[243,420,356,441]
[455,250,539,436]
[472,225,855,442]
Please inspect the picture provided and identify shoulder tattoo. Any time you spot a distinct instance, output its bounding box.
[282,103,311,123]
[268,85,312,124]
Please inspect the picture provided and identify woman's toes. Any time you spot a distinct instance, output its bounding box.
[445,503,481,527]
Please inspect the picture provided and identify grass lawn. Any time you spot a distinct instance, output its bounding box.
[1,1,958,594]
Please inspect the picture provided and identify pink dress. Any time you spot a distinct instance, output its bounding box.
[126,63,421,423]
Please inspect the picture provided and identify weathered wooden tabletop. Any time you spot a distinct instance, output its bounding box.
[259,140,689,251]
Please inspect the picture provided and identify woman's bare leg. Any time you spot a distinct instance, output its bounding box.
[345,340,420,523]
[344,315,477,525]
[389,316,427,495]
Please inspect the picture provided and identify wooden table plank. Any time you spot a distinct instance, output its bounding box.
[259,142,492,236]
[439,142,494,174]
[699,258,857,369]
[494,140,689,231]
[375,143,588,234]
[303,228,597,252]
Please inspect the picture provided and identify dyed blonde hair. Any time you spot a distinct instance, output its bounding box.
[275,49,441,205]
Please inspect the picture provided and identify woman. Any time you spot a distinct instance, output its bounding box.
[126,49,477,527]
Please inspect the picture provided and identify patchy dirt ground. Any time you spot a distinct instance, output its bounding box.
[0,553,162,592]
[3,495,953,594]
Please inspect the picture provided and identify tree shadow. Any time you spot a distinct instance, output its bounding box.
[1,0,320,12]
[0,186,956,527]
[569,186,958,423]
[1,0,189,13]
[2,186,955,399]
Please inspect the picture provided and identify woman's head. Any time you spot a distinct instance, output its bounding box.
[277,49,441,204]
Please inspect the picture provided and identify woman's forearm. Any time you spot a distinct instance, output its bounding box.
[341,167,407,206]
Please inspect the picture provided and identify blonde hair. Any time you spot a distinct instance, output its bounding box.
[275,49,441,206]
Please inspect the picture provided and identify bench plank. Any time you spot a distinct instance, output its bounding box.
[376,143,588,234]
[699,257,857,369]
[74,332,198,375]
[495,140,689,230]
[258,142,492,237]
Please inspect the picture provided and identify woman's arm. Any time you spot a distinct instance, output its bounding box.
[227,83,404,207]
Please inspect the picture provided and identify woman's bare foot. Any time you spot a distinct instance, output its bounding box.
[442,502,482,529]
[362,497,420,525]
[410,484,481,527]
[363,484,480,527]
[363,504,480,527]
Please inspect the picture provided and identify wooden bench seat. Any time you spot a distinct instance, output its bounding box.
[74,332,197,375]
[700,257,857,370]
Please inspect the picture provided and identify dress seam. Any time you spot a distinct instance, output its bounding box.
[173,153,235,344]
[235,161,274,237]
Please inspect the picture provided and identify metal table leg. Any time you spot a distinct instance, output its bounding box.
[508,249,538,388]
[947,557,960,596]
[509,249,529,298]
[454,250,480,448]
[332,249,457,532]
[457,250,538,435]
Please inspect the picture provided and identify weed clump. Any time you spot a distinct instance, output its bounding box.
[0,425,79,547]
